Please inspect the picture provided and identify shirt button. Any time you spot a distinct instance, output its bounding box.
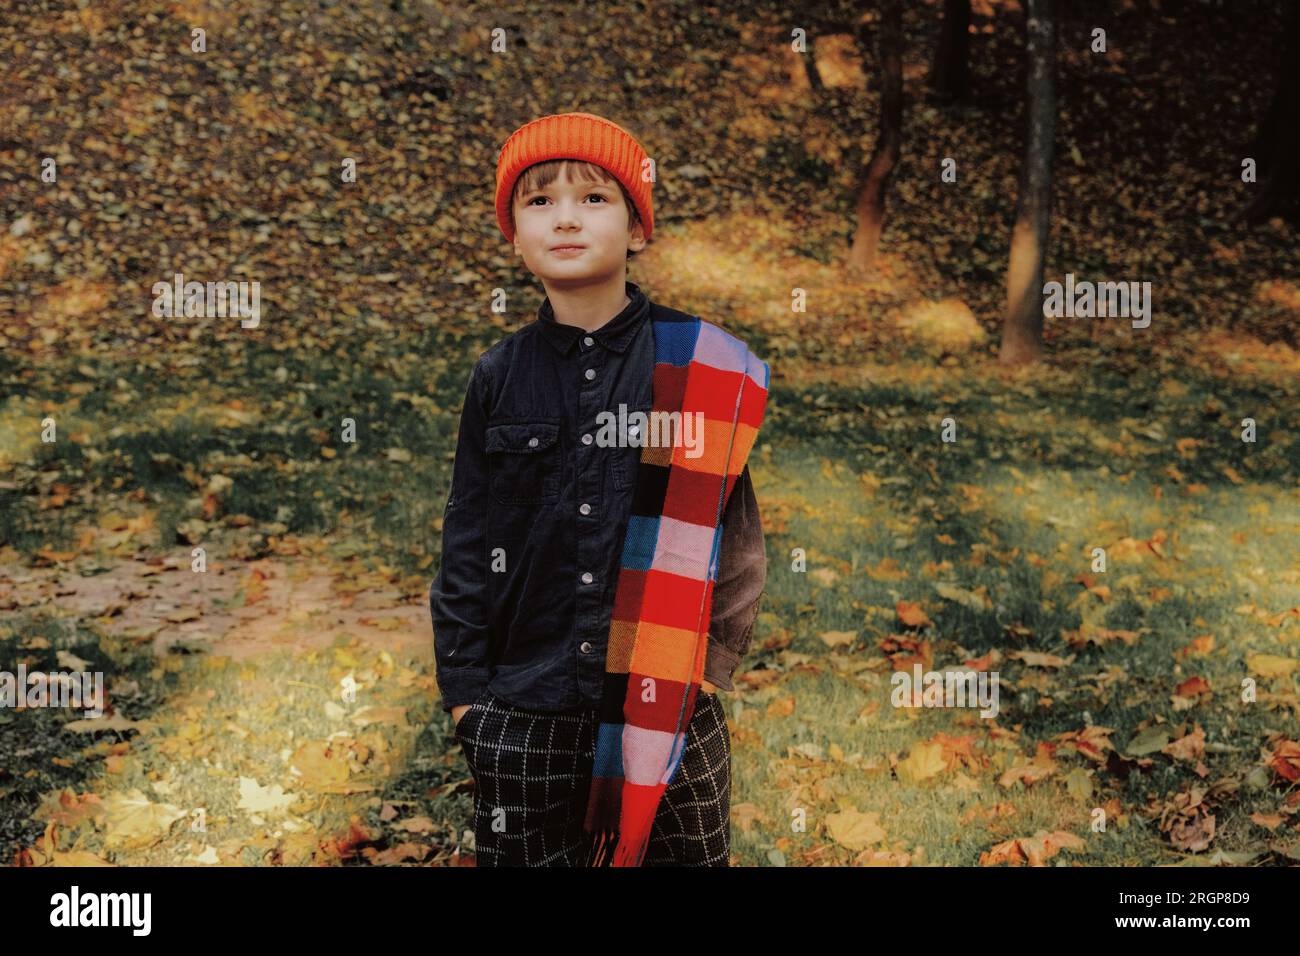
[583,336,594,347]
[584,368,596,381]
[580,641,593,653]
[579,502,591,515]
[582,433,593,445]
[528,437,539,447]
[581,572,593,584]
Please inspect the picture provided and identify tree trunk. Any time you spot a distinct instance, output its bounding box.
[930,0,972,105]
[1241,4,1300,225]
[1000,0,1057,367]
[847,0,904,276]
[803,34,826,96]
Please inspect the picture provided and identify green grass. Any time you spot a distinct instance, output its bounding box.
[725,352,1300,863]
[3,316,1298,864]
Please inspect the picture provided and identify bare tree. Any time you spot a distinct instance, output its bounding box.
[930,0,972,105]
[1241,3,1300,226]
[802,33,826,96]
[847,0,904,275]
[1000,0,1057,366]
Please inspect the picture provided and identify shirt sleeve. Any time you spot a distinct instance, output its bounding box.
[704,463,767,691]
[430,356,494,712]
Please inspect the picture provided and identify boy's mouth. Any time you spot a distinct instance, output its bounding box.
[549,244,586,255]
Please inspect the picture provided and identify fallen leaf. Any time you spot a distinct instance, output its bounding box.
[391,816,436,834]
[1249,812,1284,831]
[62,713,149,734]
[825,808,887,851]
[31,788,106,828]
[818,630,857,648]
[1009,649,1074,668]
[350,705,409,728]
[56,650,93,671]
[981,829,1085,866]
[236,777,298,816]
[1247,653,1299,677]
[896,601,932,628]
[809,568,839,586]
[896,740,947,783]
[1268,740,1300,783]
[1174,676,1212,698]
[1125,725,1171,756]
[1176,634,1215,659]
[998,743,1059,788]
[101,789,186,849]
[1168,811,1216,852]
[934,582,989,611]
[1163,726,1206,762]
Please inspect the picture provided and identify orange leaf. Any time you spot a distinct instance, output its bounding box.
[896,601,932,628]
[1250,812,1284,831]
[981,829,1084,866]
[1163,726,1206,762]
[1175,676,1211,698]
[998,742,1059,788]
[1176,634,1215,659]
[1269,740,1300,783]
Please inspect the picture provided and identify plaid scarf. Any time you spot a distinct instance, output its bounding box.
[579,311,770,867]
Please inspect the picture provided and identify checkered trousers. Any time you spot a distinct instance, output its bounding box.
[454,688,731,866]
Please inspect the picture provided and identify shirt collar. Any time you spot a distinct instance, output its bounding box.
[537,280,650,356]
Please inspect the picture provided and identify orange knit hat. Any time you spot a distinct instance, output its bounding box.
[495,112,654,244]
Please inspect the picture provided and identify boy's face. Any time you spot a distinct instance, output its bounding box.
[511,164,647,286]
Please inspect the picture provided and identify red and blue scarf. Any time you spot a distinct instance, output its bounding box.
[580,311,769,866]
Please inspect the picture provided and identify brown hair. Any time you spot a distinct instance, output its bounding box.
[509,159,643,257]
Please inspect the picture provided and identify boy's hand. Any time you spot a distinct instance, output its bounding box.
[451,703,472,728]
[700,679,719,695]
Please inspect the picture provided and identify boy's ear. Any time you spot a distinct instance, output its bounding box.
[628,219,648,253]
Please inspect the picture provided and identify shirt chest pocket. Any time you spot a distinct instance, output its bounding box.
[611,404,654,492]
[486,421,561,505]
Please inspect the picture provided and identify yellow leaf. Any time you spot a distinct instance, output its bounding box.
[288,739,354,789]
[809,567,839,586]
[101,789,186,849]
[1009,649,1074,668]
[63,713,150,734]
[935,582,989,611]
[1247,653,1299,677]
[825,808,887,850]
[359,616,403,632]
[236,776,298,816]
[865,557,909,581]
[818,630,857,648]
[896,740,946,783]
[350,705,408,728]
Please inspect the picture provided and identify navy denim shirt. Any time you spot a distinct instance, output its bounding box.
[429,280,767,714]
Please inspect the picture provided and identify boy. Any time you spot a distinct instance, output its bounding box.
[429,111,769,866]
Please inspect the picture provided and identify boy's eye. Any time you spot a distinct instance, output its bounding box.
[525,193,608,206]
